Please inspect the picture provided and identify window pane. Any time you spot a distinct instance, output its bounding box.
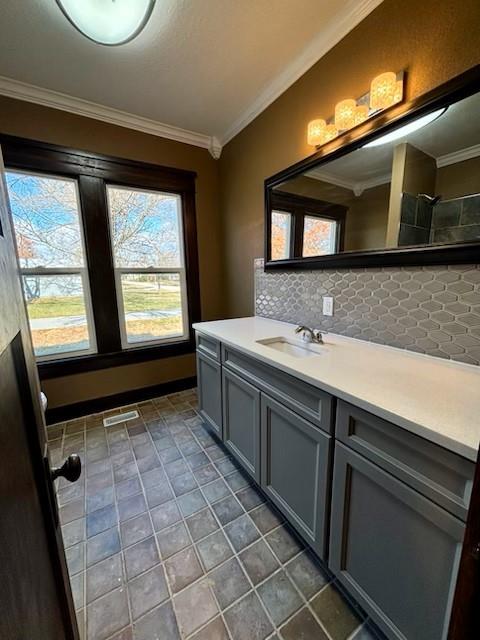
[302,216,337,257]
[120,273,183,344]
[5,171,84,268]
[23,275,92,357]
[271,210,291,260]
[107,186,182,268]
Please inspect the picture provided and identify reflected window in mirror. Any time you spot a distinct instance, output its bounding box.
[265,67,480,268]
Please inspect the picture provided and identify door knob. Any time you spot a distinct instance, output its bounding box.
[51,454,82,483]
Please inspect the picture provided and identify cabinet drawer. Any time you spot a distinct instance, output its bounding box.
[330,442,464,640]
[196,332,221,361]
[336,401,474,520]
[222,345,334,433]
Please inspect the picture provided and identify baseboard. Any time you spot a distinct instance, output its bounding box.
[45,376,197,425]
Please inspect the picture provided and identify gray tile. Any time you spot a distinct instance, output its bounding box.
[86,486,114,513]
[239,539,279,585]
[128,564,169,620]
[86,587,130,640]
[137,453,161,473]
[311,584,362,640]
[133,601,180,640]
[156,521,191,559]
[159,446,182,464]
[60,498,85,525]
[186,508,219,541]
[224,513,260,551]
[195,530,233,571]
[87,553,124,603]
[87,505,117,538]
[115,476,142,501]
[257,570,302,626]
[145,482,174,508]
[118,493,147,523]
[280,606,329,640]
[86,469,113,495]
[191,616,229,640]
[164,546,203,593]
[249,503,283,534]
[174,579,218,636]
[210,557,250,609]
[124,536,160,580]
[165,458,188,479]
[171,470,198,496]
[235,485,266,511]
[266,525,303,563]
[186,451,209,470]
[113,461,137,483]
[205,443,229,461]
[286,551,329,598]
[66,542,84,576]
[225,470,251,492]
[57,482,85,506]
[71,572,84,610]
[177,489,207,517]
[120,513,153,548]
[203,478,231,504]
[109,627,133,640]
[215,457,238,476]
[223,591,273,640]
[87,526,120,566]
[193,464,220,485]
[62,517,85,549]
[179,440,202,456]
[212,494,244,525]
[151,499,182,532]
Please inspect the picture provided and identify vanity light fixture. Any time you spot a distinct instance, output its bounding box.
[55,0,156,46]
[363,107,447,148]
[307,71,404,147]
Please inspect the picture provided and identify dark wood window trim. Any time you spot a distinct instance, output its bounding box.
[269,190,346,261]
[1,134,201,379]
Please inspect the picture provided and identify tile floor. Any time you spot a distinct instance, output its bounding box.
[48,388,382,640]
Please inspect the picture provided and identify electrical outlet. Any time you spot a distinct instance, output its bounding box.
[322,296,334,316]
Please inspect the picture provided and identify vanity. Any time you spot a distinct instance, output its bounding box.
[194,316,479,640]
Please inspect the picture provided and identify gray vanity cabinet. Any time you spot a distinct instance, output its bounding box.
[261,394,331,558]
[330,442,465,640]
[222,367,261,481]
[196,351,223,437]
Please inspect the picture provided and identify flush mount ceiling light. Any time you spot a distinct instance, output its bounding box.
[56,0,156,46]
[362,108,447,148]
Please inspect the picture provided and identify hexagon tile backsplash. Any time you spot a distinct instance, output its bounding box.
[254,259,480,366]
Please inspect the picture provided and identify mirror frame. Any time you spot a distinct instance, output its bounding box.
[264,64,480,270]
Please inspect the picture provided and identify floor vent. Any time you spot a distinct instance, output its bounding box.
[103,410,139,427]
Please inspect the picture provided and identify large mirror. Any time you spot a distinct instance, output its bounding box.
[265,66,480,269]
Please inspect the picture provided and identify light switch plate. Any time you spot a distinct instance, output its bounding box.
[322,296,334,316]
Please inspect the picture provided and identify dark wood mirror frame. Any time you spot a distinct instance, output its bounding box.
[264,64,480,270]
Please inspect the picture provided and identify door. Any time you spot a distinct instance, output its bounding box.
[197,350,223,437]
[0,147,79,639]
[222,367,261,481]
[261,394,331,558]
[448,445,480,639]
[330,442,465,640]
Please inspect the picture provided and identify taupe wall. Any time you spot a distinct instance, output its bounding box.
[219,0,480,317]
[0,97,224,408]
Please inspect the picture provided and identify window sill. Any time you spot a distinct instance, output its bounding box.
[38,338,195,380]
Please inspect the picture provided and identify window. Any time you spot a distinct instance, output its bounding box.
[271,210,292,260]
[2,135,200,375]
[5,170,96,360]
[106,186,188,347]
[302,215,338,257]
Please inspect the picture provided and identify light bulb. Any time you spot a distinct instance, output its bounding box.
[335,99,357,130]
[370,72,397,111]
[307,119,327,146]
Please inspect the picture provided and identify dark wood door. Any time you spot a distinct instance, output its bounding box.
[0,147,78,638]
[449,446,480,639]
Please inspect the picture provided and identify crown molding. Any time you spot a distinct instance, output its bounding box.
[436,143,480,168]
[219,0,384,147]
[0,75,222,158]
[308,167,390,196]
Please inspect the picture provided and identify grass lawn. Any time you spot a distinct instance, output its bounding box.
[27,283,181,318]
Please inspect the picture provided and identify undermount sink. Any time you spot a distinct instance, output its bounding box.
[256,336,324,358]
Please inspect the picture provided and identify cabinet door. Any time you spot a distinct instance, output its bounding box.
[261,394,331,558]
[330,442,465,640]
[197,351,222,438]
[222,368,261,481]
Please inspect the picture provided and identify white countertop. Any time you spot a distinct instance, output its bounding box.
[193,316,480,462]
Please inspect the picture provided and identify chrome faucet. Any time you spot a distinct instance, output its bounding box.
[295,325,324,344]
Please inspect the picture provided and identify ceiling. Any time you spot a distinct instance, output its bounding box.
[303,91,480,194]
[0,0,382,156]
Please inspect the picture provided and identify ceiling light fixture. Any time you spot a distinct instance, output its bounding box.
[55,0,156,46]
[362,108,447,148]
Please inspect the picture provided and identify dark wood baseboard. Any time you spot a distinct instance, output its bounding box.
[45,376,197,425]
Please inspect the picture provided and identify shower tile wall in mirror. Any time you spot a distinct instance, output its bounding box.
[268,87,480,262]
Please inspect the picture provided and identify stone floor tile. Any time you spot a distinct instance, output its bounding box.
[128,564,169,620]
[224,513,260,551]
[164,546,203,593]
[123,536,160,580]
[257,570,303,626]
[190,616,229,640]
[195,530,233,571]
[210,557,250,609]
[223,591,273,640]
[120,513,153,548]
[202,478,232,504]
[151,499,182,532]
[211,494,244,525]
[265,525,303,563]
[185,507,219,541]
[86,553,124,603]
[311,584,362,640]
[285,550,329,599]
[235,485,266,511]
[156,521,191,559]
[86,587,130,640]
[249,503,283,534]
[239,539,279,585]
[174,579,218,636]
[86,527,120,566]
[279,606,329,640]
[86,505,117,538]
[133,601,180,640]
[177,489,207,517]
